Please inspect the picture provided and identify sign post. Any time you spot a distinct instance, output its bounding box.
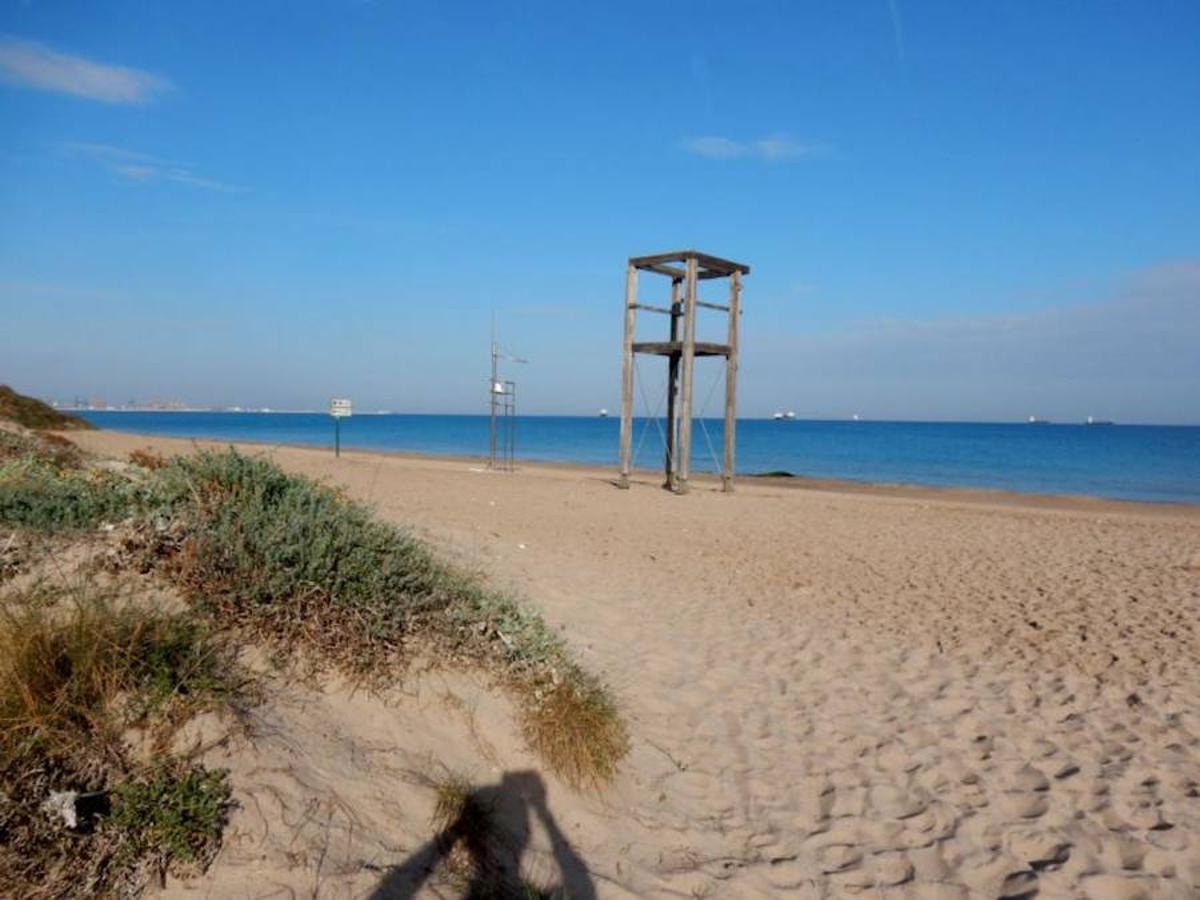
[329,398,352,457]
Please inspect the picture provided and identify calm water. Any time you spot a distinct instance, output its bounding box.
[77,411,1200,504]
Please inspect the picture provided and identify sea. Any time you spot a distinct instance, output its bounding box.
[75,411,1200,505]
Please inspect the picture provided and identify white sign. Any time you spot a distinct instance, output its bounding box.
[329,398,352,418]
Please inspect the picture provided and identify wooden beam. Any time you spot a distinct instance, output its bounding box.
[676,256,698,494]
[665,278,680,489]
[618,263,637,488]
[632,302,673,315]
[695,300,730,312]
[630,250,750,276]
[694,251,751,276]
[629,250,690,268]
[631,341,730,357]
[636,262,687,279]
[723,270,741,492]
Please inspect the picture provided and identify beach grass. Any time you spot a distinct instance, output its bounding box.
[147,449,629,787]
[520,672,627,790]
[427,771,571,898]
[0,581,239,894]
[0,445,629,788]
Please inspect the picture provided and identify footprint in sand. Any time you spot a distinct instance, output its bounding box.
[868,784,928,820]
[998,868,1039,899]
[1008,830,1073,871]
[962,853,1039,898]
[1099,834,1148,872]
[872,851,914,886]
[1001,763,1052,819]
[1010,764,1051,792]
[816,843,862,874]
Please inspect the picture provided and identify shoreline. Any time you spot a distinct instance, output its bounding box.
[60,427,1200,518]
[65,408,1200,427]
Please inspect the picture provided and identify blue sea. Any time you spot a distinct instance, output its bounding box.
[76,411,1200,504]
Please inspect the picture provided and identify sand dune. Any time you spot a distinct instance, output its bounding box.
[70,431,1200,898]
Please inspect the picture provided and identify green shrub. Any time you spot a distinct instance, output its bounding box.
[110,764,231,871]
[0,458,134,531]
[153,451,559,674]
[153,449,628,785]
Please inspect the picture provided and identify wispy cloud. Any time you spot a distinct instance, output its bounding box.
[681,135,824,162]
[752,260,1200,423]
[63,141,245,193]
[0,35,170,104]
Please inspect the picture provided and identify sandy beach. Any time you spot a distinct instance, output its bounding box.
[68,430,1200,898]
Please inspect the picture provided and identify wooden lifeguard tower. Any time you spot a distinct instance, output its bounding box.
[618,250,749,494]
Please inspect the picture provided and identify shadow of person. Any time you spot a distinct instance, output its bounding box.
[370,770,596,900]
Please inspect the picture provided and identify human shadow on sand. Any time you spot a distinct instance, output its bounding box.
[369,770,595,899]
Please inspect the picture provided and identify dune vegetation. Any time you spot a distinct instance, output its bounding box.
[0,582,243,895]
[0,430,627,894]
[142,449,628,786]
[0,385,93,431]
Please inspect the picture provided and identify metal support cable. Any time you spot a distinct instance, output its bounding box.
[694,363,725,475]
[632,356,668,468]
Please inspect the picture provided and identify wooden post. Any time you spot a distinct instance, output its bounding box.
[722,270,741,491]
[618,263,637,488]
[664,277,681,489]
[676,257,698,494]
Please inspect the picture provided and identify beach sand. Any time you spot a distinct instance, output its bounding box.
[68,431,1200,898]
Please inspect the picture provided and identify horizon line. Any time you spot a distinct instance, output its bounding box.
[67,408,1199,428]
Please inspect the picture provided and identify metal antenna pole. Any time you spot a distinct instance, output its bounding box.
[489,313,498,469]
[486,312,528,471]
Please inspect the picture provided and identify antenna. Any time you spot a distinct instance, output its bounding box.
[488,315,529,470]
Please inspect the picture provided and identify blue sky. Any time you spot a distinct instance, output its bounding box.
[1,1,1198,422]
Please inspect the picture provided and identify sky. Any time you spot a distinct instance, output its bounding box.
[1,1,1198,423]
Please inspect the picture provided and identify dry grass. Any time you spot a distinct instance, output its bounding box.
[431,772,489,833]
[424,772,575,899]
[129,448,169,470]
[0,580,241,895]
[0,582,240,771]
[427,771,508,891]
[431,771,496,877]
[0,424,83,469]
[521,677,629,790]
